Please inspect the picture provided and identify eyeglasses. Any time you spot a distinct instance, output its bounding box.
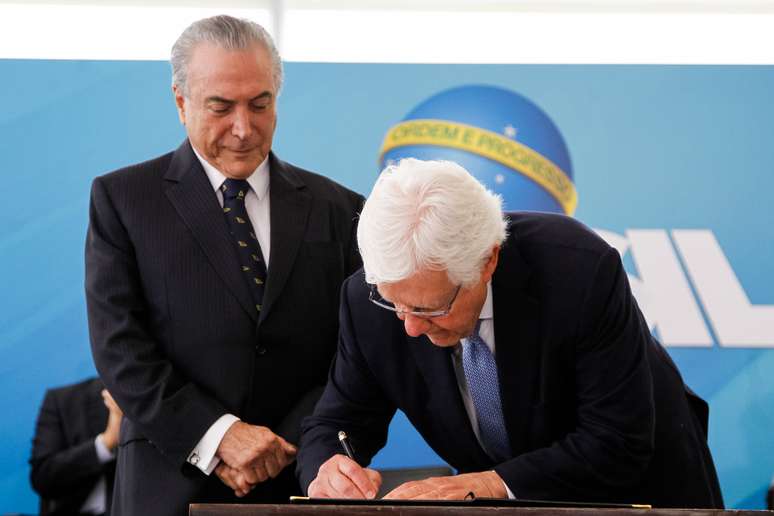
[368,284,461,319]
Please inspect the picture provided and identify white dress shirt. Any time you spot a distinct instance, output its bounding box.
[79,434,115,514]
[451,282,515,498]
[195,146,271,264]
[185,147,271,475]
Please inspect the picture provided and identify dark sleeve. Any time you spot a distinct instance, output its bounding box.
[85,177,225,467]
[495,247,656,501]
[275,385,325,447]
[296,275,396,493]
[29,391,106,498]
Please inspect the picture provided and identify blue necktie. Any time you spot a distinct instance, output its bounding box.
[221,178,267,313]
[462,320,511,463]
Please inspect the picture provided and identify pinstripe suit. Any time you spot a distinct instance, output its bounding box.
[86,140,363,515]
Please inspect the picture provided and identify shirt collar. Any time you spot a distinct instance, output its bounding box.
[454,281,494,355]
[191,144,270,200]
[479,281,493,321]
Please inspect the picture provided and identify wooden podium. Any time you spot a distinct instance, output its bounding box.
[190,504,768,515]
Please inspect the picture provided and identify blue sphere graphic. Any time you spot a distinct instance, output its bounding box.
[380,85,574,215]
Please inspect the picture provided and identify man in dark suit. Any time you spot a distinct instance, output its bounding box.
[85,15,363,516]
[297,158,724,508]
[30,377,122,515]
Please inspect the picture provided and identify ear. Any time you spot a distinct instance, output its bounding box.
[172,85,186,125]
[480,244,500,283]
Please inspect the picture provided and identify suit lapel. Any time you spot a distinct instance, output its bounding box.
[259,154,311,324]
[492,239,540,457]
[164,141,258,322]
[407,334,492,469]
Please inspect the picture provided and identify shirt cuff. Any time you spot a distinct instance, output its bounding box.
[493,472,515,499]
[504,482,516,499]
[187,414,240,475]
[94,435,116,463]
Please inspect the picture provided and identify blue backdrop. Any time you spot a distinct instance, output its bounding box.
[1,60,772,512]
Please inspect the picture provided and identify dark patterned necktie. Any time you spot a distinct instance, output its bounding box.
[221,178,267,313]
[462,320,511,463]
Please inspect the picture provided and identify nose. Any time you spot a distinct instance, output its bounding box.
[402,313,430,337]
[231,108,252,140]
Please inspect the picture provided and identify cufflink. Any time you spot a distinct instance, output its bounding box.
[189,452,200,465]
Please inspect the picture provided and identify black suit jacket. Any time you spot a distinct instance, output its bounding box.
[86,141,363,516]
[298,212,723,509]
[30,377,113,515]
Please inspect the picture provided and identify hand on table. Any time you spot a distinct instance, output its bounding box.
[383,471,507,500]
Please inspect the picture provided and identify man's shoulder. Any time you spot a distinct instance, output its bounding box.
[272,155,364,206]
[502,212,616,286]
[343,268,367,293]
[95,149,176,188]
[45,377,102,405]
[506,211,610,258]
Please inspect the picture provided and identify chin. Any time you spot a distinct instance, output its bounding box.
[427,335,459,347]
[224,162,259,178]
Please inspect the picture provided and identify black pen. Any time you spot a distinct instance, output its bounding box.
[338,430,356,460]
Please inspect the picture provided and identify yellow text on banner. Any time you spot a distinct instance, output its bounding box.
[379,119,577,215]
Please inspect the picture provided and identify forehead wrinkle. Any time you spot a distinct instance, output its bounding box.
[186,44,275,100]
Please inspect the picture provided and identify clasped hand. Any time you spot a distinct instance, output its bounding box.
[215,421,297,497]
[98,389,123,451]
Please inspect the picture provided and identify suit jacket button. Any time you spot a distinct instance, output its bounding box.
[256,346,267,355]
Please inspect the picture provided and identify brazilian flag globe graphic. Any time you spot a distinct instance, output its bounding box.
[379,85,576,215]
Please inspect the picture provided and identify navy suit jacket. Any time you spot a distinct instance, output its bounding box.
[86,141,363,515]
[298,212,723,509]
[30,377,113,515]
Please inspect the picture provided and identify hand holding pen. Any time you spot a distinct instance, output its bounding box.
[306,430,382,499]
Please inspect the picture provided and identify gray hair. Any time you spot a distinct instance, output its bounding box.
[171,15,283,96]
[358,158,508,288]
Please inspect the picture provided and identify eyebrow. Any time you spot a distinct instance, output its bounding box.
[252,92,273,101]
[205,92,273,104]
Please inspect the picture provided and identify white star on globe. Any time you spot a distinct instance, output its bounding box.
[495,174,505,184]
[503,124,517,139]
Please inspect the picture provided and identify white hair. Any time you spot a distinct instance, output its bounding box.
[358,158,508,287]
[170,15,283,96]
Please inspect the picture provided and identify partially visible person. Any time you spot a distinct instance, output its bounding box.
[30,377,122,515]
[767,475,773,510]
[297,158,724,509]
